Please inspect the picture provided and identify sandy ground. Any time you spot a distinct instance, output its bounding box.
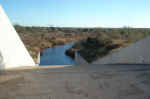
[0,64,150,99]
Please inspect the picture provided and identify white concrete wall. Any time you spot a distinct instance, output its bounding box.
[0,5,35,70]
[93,36,150,64]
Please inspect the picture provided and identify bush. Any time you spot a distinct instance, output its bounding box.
[79,36,114,63]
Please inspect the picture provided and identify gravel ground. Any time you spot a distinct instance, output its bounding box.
[0,64,150,99]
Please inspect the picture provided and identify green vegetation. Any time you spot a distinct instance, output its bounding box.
[79,36,118,62]
[14,24,150,63]
[14,25,91,62]
[77,28,150,62]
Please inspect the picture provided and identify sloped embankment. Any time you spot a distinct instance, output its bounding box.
[93,36,150,64]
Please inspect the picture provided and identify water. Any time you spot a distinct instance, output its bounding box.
[40,42,75,65]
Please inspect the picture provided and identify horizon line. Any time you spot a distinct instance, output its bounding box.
[13,24,150,29]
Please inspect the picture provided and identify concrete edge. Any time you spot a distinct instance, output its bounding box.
[3,65,73,71]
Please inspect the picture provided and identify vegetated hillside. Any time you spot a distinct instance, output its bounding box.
[67,28,150,63]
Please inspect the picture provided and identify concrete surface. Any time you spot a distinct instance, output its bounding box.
[0,64,150,99]
[0,5,35,70]
[93,36,150,64]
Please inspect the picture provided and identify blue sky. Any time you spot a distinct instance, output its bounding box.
[0,0,150,27]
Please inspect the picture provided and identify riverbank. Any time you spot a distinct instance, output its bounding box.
[67,29,150,63]
[15,25,91,63]
[15,25,150,63]
[0,64,150,99]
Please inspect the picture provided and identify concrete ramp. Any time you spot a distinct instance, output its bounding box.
[93,36,150,64]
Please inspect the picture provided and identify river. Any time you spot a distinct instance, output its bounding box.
[40,42,75,65]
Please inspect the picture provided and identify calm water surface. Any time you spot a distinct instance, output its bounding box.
[40,42,75,65]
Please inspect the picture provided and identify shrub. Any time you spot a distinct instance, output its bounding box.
[79,36,113,63]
